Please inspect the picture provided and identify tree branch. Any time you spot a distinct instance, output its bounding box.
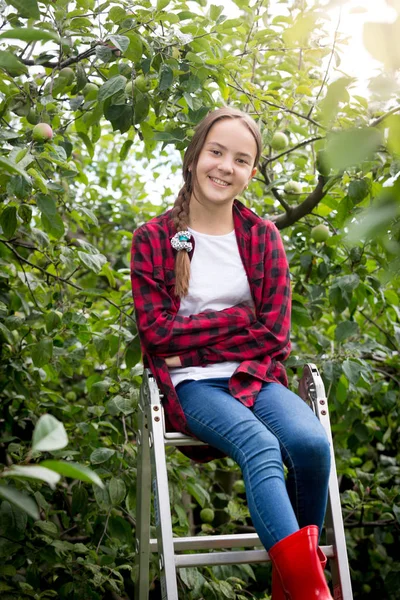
[1,240,135,323]
[262,135,324,165]
[269,175,329,230]
[307,7,342,119]
[370,105,400,127]
[228,83,326,130]
[358,309,398,351]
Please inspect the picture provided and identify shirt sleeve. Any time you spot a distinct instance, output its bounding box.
[177,221,291,365]
[130,226,256,358]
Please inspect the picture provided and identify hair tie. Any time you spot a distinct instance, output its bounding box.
[171,230,193,252]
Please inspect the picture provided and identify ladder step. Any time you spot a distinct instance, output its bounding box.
[150,533,262,552]
[174,545,334,568]
[164,432,205,447]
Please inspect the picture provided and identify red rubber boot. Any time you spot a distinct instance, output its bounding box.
[269,526,333,600]
[271,546,328,600]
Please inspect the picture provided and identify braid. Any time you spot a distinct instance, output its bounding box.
[172,183,191,297]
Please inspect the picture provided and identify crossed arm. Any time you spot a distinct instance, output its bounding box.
[130,221,291,367]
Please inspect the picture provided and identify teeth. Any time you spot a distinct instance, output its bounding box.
[210,177,229,186]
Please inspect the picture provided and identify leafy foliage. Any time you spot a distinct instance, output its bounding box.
[0,0,399,598]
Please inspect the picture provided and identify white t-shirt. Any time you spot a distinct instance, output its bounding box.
[169,227,254,388]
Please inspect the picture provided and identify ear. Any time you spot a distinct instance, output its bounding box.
[249,167,257,181]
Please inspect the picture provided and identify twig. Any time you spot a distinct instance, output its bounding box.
[228,83,326,130]
[344,519,397,529]
[262,136,324,165]
[370,105,400,127]
[358,309,398,351]
[307,7,342,119]
[2,241,135,323]
[96,509,111,553]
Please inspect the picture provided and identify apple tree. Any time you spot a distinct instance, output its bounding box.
[0,0,399,598]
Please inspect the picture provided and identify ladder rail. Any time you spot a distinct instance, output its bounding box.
[135,364,353,600]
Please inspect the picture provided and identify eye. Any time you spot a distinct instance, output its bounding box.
[237,158,248,164]
[210,149,221,156]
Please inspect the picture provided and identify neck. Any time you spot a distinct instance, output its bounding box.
[188,195,235,235]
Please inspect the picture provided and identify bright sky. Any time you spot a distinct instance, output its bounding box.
[212,0,398,95]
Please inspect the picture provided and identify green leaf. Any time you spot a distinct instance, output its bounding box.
[108,35,130,53]
[342,359,363,385]
[31,338,53,368]
[0,323,14,345]
[158,64,173,91]
[72,486,88,515]
[90,448,115,464]
[77,132,94,158]
[109,477,126,505]
[106,395,134,416]
[45,311,61,333]
[0,206,17,238]
[125,32,143,62]
[186,482,210,508]
[36,195,64,239]
[125,337,142,369]
[27,168,48,193]
[32,414,68,452]
[80,207,98,226]
[6,0,40,18]
[35,520,59,537]
[291,303,313,327]
[0,155,30,181]
[0,28,59,43]
[348,179,370,204]
[0,499,28,540]
[40,460,104,488]
[0,485,39,520]
[109,6,126,22]
[93,484,111,510]
[157,0,170,10]
[78,251,107,274]
[133,89,150,124]
[2,465,61,489]
[120,140,133,160]
[98,75,127,103]
[335,321,359,342]
[0,49,27,76]
[325,128,382,171]
[210,4,224,21]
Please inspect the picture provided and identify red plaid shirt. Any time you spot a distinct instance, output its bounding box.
[130,200,291,462]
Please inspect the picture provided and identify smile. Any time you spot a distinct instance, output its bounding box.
[209,176,230,187]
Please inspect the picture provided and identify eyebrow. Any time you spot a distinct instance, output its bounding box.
[205,141,253,161]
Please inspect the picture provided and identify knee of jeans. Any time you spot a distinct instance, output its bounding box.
[291,430,331,470]
[238,430,282,467]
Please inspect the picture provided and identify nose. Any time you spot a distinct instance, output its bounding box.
[218,155,234,174]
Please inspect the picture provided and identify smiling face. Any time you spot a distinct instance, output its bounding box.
[191,118,258,209]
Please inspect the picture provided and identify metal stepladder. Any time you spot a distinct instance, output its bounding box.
[135,364,353,600]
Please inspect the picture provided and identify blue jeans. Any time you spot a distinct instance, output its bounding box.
[176,378,331,551]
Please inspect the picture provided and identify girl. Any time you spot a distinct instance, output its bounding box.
[131,107,333,600]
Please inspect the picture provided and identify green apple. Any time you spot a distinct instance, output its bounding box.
[66,391,77,401]
[316,150,331,176]
[233,479,246,494]
[82,82,98,100]
[32,123,53,142]
[283,180,302,201]
[27,109,39,125]
[271,131,289,151]
[311,224,330,243]
[59,67,74,86]
[200,508,215,523]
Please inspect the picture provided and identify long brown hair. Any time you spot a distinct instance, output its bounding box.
[171,107,262,297]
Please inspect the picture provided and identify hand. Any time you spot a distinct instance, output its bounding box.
[165,356,182,367]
